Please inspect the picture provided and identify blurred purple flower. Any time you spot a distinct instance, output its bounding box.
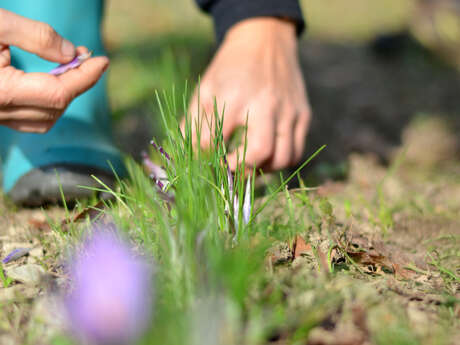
[64,228,153,345]
[49,52,92,76]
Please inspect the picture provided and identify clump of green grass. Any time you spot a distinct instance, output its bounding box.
[46,86,324,345]
[46,87,459,345]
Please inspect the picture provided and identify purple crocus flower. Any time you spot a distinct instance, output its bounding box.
[142,151,168,183]
[144,140,176,204]
[150,139,171,161]
[49,52,92,76]
[64,228,153,345]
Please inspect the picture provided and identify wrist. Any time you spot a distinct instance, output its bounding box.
[224,17,297,49]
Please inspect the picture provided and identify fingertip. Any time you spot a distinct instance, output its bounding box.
[179,117,186,134]
[227,151,254,176]
[91,56,110,69]
[199,131,212,149]
[60,39,76,60]
[75,46,89,55]
[57,56,109,97]
[81,56,110,74]
[227,152,238,172]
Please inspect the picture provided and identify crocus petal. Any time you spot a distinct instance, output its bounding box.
[49,52,92,76]
[2,248,31,264]
[242,175,252,225]
[225,159,234,201]
[233,195,239,230]
[142,151,168,183]
[150,139,171,161]
[221,185,230,215]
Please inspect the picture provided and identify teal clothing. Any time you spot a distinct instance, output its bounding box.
[0,0,124,193]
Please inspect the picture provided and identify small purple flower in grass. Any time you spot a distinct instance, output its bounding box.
[142,151,168,184]
[145,140,176,204]
[49,52,92,76]
[64,227,153,345]
[2,248,30,264]
[150,139,171,161]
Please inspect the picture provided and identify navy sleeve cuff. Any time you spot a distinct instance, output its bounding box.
[200,0,305,43]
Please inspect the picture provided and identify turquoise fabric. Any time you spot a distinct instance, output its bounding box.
[0,0,125,193]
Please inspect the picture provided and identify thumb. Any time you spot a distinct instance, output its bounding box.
[0,9,76,63]
[0,44,11,68]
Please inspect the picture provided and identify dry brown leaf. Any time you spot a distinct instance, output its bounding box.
[392,263,416,280]
[61,200,108,231]
[294,235,313,258]
[27,218,51,232]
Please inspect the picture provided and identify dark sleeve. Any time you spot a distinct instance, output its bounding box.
[195,0,305,42]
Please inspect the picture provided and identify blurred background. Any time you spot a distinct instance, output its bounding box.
[105,0,460,177]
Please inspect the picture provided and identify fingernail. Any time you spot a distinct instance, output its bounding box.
[102,60,109,73]
[61,39,76,58]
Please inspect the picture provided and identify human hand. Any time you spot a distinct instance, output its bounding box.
[185,17,311,171]
[0,9,109,133]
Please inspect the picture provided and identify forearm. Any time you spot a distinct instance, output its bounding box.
[195,0,305,42]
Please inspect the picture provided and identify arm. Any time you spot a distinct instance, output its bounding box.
[195,0,305,42]
[187,1,311,171]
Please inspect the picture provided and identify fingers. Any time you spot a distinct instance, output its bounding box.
[293,109,311,163]
[58,56,109,99]
[227,110,276,171]
[0,106,61,122]
[267,108,296,171]
[0,9,75,63]
[185,88,238,149]
[266,106,311,170]
[228,105,311,172]
[0,44,11,68]
[189,94,215,148]
[0,57,109,109]
[0,119,55,133]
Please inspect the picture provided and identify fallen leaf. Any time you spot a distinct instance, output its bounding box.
[392,263,416,280]
[294,235,313,258]
[61,200,108,231]
[28,218,51,232]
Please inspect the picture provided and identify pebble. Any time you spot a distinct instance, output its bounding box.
[0,285,39,302]
[5,264,46,285]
